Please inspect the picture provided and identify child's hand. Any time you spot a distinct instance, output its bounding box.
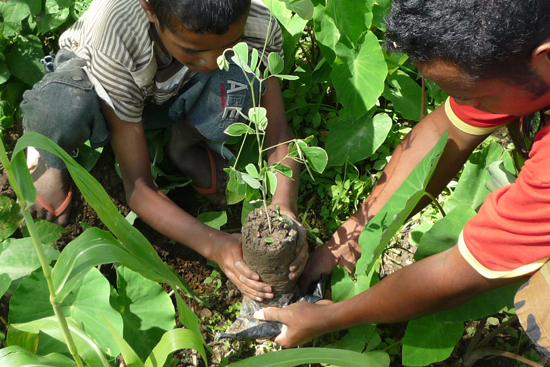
[289,220,308,281]
[214,233,274,301]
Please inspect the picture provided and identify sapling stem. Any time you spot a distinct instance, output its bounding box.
[0,141,85,367]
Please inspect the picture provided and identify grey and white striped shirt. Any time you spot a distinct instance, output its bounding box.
[59,0,283,122]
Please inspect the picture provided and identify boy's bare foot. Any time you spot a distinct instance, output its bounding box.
[28,155,73,226]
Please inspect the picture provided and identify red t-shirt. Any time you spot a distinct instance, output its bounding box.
[446,97,550,278]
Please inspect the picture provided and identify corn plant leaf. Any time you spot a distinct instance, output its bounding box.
[12,133,202,317]
[0,346,76,367]
[356,133,448,277]
[10,144,37,207]
[12,317,111,367]
[0,237,59,281]
[10,268,123,358]
[402,315,463,366]
[144,329,205,367]
[51,227,155,302]
[225,347,387,367]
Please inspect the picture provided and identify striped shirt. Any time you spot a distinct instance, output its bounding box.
[59,0,283,122]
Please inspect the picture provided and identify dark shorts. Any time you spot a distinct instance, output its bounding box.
[21,49,265,168]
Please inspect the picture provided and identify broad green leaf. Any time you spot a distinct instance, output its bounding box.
[408,222,433,247]
[286,0,314,20]
[313,2,338,65]
[0,346,76,367]
[382,70,423,122]
[331,32,387,120]
[20,220,64,246]
[356,134,448,277]
[69,269,123,357]
[225,122,254,136]
[0,273,11,297]
[325,0,373,47]
[111,267,176,361]
[0,237,59,281]
[225,347,387,367]
[271,162,293,178]
[0,195,23,241]
[402,315,463,366]
[326,112,392,167]
[0,2,31,24]
[5,327,39,355]
[331,266,371,302]
[433,281,520,322]
[38,7,69,35]
[261,0,307,73]
[100,315,146,367]
[12,317,111,367]
[0,59,11,84]
[197,211,227,230]
[414,206,476,261]
[486,160,517,192]
[5,35,44,87]
[335,324,377,353]
[144,329,205,367]
[444,140,504,213]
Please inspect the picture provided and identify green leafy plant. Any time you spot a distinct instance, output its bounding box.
[217,41,328,225]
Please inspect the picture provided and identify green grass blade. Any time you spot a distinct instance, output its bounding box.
[226,348,387,367]
[144,329,205,367]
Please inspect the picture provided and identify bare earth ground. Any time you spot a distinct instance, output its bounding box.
[0,126,547,366]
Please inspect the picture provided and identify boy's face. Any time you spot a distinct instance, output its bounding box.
[146,11,246,73]
[417,60,550,116]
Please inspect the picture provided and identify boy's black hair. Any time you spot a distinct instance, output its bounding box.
[148,0,251,35]
[385,0,550,95]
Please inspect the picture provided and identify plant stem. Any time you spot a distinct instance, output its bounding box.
[0,141,84,367]
[424,191,446,217]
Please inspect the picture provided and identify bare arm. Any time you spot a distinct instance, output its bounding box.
[258,245,524,348]
[302,105,491,283]
[102,103,274,301]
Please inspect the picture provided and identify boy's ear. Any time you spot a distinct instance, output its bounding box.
[532,39,550,64]
[139,0,158,23]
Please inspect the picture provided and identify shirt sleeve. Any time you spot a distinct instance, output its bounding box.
[445,97,517,135]
[459,123,550,278]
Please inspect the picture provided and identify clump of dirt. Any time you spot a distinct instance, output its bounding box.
[241,206,299,297]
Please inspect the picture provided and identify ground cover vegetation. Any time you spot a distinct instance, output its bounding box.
[0,0,547,366]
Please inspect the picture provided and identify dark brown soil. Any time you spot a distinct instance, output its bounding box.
[242,206,299,297]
